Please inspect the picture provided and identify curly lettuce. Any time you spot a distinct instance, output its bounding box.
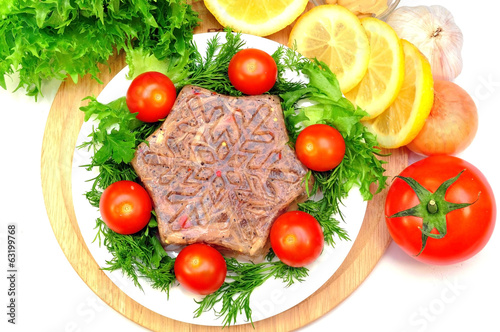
[0,0,199,99]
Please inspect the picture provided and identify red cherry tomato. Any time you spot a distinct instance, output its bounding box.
[295,124,346,172]
[270,211,324,267]
[385,156,496,265]
[228,48,278,95]
[126,71,177,122]
[174,243,227,295]
[99,180,153,235]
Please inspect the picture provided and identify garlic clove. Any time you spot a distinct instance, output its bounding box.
[386,5,464,81]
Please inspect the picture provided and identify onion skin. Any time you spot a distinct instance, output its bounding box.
[407,80,478,156]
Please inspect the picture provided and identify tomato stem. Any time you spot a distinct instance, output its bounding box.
[388,170,477,256]
[427,199,438,214]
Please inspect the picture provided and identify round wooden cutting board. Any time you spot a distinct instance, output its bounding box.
[41,2,407,331]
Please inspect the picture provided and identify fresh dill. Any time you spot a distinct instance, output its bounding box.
[194,257,308,327]
[183,31,246,95]
[94,216,176,293]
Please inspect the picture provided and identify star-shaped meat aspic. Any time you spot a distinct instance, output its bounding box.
[131,85,308,257]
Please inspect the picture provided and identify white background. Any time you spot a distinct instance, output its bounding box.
[1,0,499,331]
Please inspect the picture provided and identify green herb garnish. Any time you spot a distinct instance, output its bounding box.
[182,31,246,95]
[194,257,308,327]
[78,96,160,206]
[0,0,199,98]
[275,50,387,245]
[95,216,176,293]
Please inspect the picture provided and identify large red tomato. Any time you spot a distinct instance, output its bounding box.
[126,71,177,123]
[174,243,227,295]
[228,48,278,95]
[270,211,324,267]
[385,156,496,265]
[99,180,153,235]
[295,124,345,172]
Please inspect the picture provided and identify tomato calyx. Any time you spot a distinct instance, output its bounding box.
[387,170,479,255]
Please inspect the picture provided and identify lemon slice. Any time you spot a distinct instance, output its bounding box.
[288,4,370,93]
[204,0,309,37]
[362,40,434,149]
[344,17,404,120]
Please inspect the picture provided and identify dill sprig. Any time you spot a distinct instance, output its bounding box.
[270,45,307,95]
[194,257,308,327]
[83,160,139,207]
[95,217,176,293]
[297,194,350,247]
[183,30,246,95]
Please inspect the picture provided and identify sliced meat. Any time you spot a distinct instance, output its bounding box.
[131,85,308,257]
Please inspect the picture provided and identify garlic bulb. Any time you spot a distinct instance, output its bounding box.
[386,5,463,81]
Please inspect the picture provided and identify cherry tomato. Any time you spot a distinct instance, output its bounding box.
[407,80,478,156]
[385,156,496,265]
[270,211,324,267]
[99,180,153,235]
[126,71,177,123]
[174,243,227,295]
[228,48,278,95]
[295,124,346,172]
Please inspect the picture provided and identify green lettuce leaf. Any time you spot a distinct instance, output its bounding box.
[0,0,199,99]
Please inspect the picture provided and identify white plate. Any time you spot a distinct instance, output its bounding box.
[71,32,367,326]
